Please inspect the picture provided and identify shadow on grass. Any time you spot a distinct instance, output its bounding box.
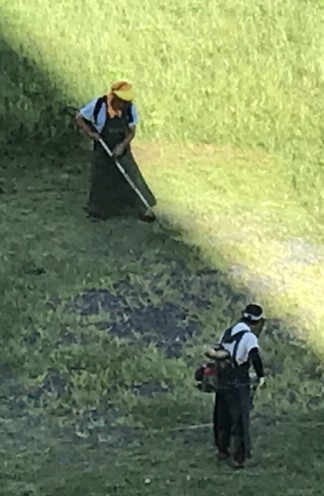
[0,34,78,154]
[3,406,324,496]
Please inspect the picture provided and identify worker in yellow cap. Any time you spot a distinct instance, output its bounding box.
[75,81,156,222]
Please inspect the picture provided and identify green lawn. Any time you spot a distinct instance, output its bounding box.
[4,415,324,496]
[1,0,324,493]
[1,144,324,495]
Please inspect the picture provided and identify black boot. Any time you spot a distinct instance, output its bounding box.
[139,209,156,223]
[216,431,230,461]
[229,436,245,469]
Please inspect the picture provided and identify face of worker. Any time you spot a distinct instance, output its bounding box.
[112,95,128,112]
[251,318,266,337]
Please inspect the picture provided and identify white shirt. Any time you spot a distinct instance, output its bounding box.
[217,322,259,366]
[79,98,139,133]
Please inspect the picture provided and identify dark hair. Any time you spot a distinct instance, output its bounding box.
[241,303,263,324]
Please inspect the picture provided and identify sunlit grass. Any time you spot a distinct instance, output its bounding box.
[1,0,324,209]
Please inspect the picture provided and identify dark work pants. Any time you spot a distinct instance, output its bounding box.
[213,387,252,463]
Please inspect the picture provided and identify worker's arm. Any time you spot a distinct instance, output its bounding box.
[249,347,264,379]
[113,103,138,157]
[122,126,136,147]
[75,112,100,141]
[75,99,101,141]
[112,126,136,157]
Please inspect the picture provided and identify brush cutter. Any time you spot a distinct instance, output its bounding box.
[97,137,155,219]
[65,105,155,218]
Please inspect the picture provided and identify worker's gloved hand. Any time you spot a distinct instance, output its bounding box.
[113,143,125,158]
[258,377,266,388]
[89,131,101,141]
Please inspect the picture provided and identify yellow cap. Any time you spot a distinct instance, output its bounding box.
[111,81,135,102]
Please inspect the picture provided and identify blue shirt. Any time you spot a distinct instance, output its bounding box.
[79,98,139,132]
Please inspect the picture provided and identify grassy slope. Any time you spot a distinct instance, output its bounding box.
[1,0,324,494]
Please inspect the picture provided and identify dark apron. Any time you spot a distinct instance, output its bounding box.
[87,114,156,219]
[213,363,252,461]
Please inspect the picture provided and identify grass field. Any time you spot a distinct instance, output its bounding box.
[1,0,324,494]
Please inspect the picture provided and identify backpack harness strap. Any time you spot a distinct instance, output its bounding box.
[220,327,248,367]
[93,95,107,125]
[93,95,132,126]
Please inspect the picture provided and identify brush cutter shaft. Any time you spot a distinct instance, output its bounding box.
[98,138,151,211]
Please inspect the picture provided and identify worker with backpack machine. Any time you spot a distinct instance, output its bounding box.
[195,303,266,469]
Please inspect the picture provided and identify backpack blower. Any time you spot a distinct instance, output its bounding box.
[194,345,232,393]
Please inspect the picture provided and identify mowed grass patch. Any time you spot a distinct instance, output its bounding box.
[1,410,324,496]
[1,143,324,492]
[1,143,324,425]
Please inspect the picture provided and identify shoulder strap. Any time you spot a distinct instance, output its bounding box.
[93,95,107,125]
[232,331,248,366]
[220,327,233,343]
[126,103,133,121]
[93,96,131,127]
[221,327,248,366]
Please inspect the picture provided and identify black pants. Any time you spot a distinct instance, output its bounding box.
[213,387,251,463]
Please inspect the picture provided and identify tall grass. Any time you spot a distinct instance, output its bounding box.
[1,0,324,204]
